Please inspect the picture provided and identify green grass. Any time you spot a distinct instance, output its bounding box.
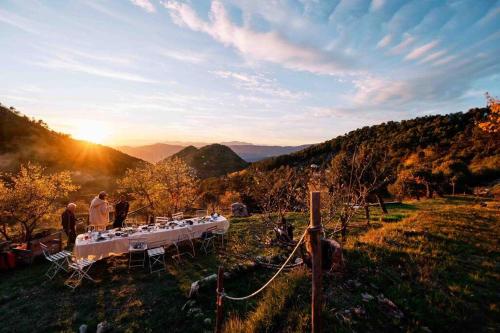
[1,196,498,332]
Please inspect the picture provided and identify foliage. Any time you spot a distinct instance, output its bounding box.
[0,163,78,242]
[245,166,308,224]
[254,108,500,193]
[118,158,198,215]
[478,93,500,133]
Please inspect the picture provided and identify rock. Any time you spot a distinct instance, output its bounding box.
[79,324,88,333]
[96,321,111,333]
[421,326,432,333]
[187,307,202,316]
[204,318,212,326]
[377,294,404,319]
[188,281,200,298]
[182,299,196,311]
[231,202,249,217]
[361,292,374,302]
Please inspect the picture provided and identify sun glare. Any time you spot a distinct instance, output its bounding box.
[73,121,110,144]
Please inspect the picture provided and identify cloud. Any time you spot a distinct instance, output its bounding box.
[159,49,206,64]
[420,50,447,64]
[0,8,39,34]
[130,0,156,13]
[36,54,158,83]
[370,0,385,12]
[211,70,305,99]
[376,34,392,48]
[405,40,439,60]
[390,34,415,54]
[163,1,354,75]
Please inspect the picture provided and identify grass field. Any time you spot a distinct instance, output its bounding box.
[0,196,498,332]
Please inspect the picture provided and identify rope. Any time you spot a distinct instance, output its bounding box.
[222,228,308,301]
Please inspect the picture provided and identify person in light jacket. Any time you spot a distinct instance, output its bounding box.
[89,191,110,230]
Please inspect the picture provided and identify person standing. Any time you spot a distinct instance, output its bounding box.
[89,191,110,230]
[113,194,129,228]
[61,203,77,245]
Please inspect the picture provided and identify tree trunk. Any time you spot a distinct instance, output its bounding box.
[452,182,455,196]
[364,205,370,226]
[376,193,388,214]
[425,183,432,198]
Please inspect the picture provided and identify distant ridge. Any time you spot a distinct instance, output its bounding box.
[168,144,248,178]
[0,105,144,193]
[117,142,311,162]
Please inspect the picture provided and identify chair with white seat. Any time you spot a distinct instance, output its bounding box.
[195,210,207,218]
[146,241,166,274]
[65,258,96,290]
[200,226,218,254]
[172,232,195,262]
[128,237,148,269]
[172,212,184,221]
[40,242,72,279]
[213,227,228,248]
[155,216,170,224]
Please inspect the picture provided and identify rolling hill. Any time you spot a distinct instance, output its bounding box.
[0,105,144,193]
[253,108,500,186]
[168,144,248,178]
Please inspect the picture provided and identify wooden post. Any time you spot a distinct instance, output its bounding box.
[215,266,225,333]
[309,191,322,333]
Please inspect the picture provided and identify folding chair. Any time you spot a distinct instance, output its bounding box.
[155,216,170,224]
[172,232,195,262]
[147,245,166,274]
[213,227,228,248]
[200,226,218,255]
[64,258,96,290]
[172,212,184,221]
[195,210,207,218]
[129,237,148,269]
[40,242,72,280]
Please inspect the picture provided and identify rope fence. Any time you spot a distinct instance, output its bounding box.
[220,227,308,301]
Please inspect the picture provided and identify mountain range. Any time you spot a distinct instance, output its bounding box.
[117,142,310,163]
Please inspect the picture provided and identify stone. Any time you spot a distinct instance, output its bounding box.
[361,292,374,302]
[204,318,212,326]
[96,321,111,333]
[79,324,88,333]
[231,202,249,217]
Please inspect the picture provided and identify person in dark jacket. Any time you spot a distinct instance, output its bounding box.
[113,195,129,228]
[61,203,77,245]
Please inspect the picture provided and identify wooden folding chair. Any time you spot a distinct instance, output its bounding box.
[172,231,195,262]
[200,226,218,254]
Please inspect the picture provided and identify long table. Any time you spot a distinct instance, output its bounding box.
[74,216,229,260]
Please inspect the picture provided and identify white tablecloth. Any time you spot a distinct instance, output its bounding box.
[74,216,229,260]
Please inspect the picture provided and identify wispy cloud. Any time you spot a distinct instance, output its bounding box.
[211,70,305,99]
[130,0,156,13]
[377,34,392,48]
[159,49,206,64]
[405,40,439,60]
[164,1,354,75]
[390,34,415,54]
[0,8,38,34]
[35,53,157,83]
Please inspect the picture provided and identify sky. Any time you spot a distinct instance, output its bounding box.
[0,0,499,146]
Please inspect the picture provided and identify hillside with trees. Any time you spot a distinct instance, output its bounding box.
[253,107,499,196]
[169,144,249,179]
[0,105,144,193]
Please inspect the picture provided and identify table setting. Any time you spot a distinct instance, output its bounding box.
[74,214,229,260]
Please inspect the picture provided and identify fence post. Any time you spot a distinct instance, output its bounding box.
[309,191,322,333]
[215,266,225,333]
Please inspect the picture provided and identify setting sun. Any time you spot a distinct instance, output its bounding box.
[73,121,110,144]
